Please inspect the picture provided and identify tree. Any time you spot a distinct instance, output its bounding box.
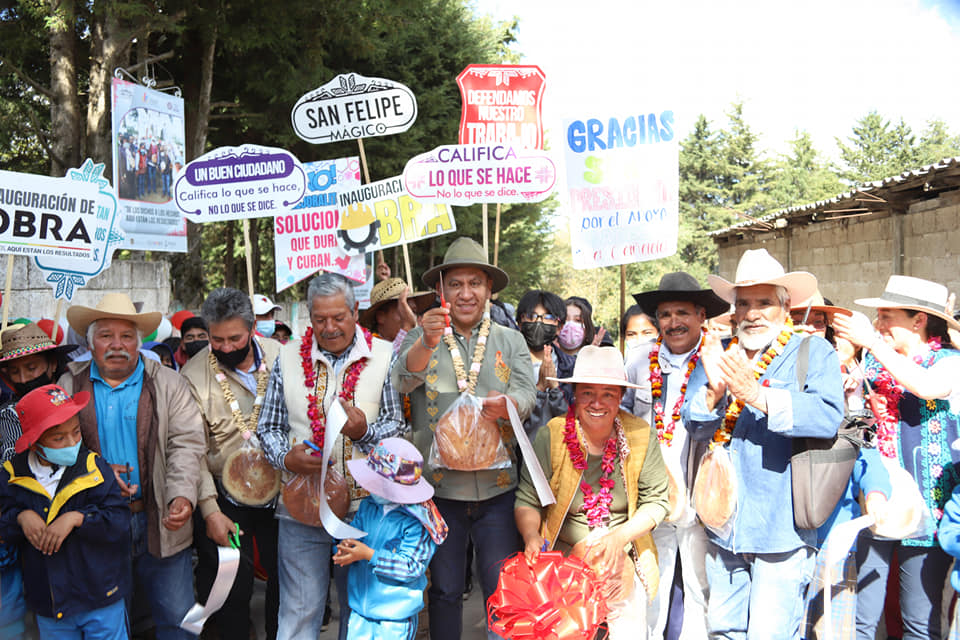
[767,130,843,208]
[836,111,919,184]
[916,119,960,166]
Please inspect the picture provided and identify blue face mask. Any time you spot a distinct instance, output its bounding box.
[371,494,394,506]
[38,442,81,467]
[256,320,276,337]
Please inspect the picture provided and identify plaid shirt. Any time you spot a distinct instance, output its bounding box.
[258,332,405,472]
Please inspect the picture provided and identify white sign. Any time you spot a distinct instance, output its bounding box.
[291,73,418,144]
[402,144,555,205]
[0,160,125,300]
[174,144,306,222]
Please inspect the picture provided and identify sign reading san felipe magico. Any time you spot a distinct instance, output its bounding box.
[0,160,125,300]
[174,144,307,222]
[403,144,555,206]
[291,73,418,144]
[457,65,546,150]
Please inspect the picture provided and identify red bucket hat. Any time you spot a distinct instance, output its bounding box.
[14,384,90,453]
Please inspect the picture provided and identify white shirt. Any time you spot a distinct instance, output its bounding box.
[28,450,66,497]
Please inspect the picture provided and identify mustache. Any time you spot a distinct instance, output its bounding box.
[104,349,133,360]
[664,326,688,336]
[737,320,772,332]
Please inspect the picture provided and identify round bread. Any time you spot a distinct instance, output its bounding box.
[434,403,505,470]
[282,471,350,526]
[664,465,686,524]
[693,450,737,529]
[222,448,281,506]
[325,468,351,520]
[570,540,634,604]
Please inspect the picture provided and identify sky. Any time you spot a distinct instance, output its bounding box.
[474,0,960,162]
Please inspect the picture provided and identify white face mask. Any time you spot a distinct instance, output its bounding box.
[625,336,655,351]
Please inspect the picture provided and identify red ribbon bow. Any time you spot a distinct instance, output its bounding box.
[487,552,608,640]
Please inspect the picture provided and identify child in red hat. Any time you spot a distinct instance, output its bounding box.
[0,384,131,639]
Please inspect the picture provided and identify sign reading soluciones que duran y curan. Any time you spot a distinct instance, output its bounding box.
[456,65,546,149]
[0,160,125,300]
[402,144,556,206]
[174,145,307,222]
[291,73,418,144]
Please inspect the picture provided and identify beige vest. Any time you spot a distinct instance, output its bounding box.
[277,329,392,511]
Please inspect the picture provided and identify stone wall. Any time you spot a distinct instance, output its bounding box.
[0,257,171,324]
[714,190,960,308]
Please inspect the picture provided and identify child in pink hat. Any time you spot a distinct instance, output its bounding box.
[334,437,448,639]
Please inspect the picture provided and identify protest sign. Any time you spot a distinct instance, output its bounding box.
[402,145,555,206]
[291,73,418,144]
[275,157,365,291]
[457,65,546,149]
[0,160,125,300]
[337,175,456,255]
[174,144,307,223]
[110,78,187,252]
[563,110,679,269]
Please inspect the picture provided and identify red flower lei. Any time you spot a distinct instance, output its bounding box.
[300,326,373,455]
[869,336,941,458]
[649,332,703,446]
[562,404,620,529]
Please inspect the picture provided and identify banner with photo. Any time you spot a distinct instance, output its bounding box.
[110,78,187,252]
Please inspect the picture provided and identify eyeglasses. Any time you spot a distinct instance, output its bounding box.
[522,313,558,323]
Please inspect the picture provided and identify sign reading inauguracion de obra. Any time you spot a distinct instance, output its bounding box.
[290,73,418,144]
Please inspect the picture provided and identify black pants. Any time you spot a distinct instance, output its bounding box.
[195,495,279,640]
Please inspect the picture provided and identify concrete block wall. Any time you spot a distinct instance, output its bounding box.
[715,192,960,309]
[0,257,171,326]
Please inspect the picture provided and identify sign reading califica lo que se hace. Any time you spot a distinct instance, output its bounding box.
[291,73,418,144]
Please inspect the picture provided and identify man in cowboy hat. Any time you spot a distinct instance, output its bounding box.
[181,288,283,640]
[256,271,406,640]
[623,272,728,639]
[393,236,536,640]
[58,292,206,640]
[360,277,435,352]
[681,249,844,639]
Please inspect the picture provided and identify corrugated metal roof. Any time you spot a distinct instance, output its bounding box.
[709,156,960,238]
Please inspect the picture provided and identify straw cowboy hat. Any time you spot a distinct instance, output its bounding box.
[421,237,509,293]
[707,248,818,305]
[66,292,162,336]
[0,322,77,363]
[633,272,729,319]
[359,278,436,330]
[547,345,642,388]
[346,437,434,504]
[855,275,960,332]
[790,291,852,324]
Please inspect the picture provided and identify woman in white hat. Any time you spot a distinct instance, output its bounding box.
[514,346,669,638]
[834,275,960,640]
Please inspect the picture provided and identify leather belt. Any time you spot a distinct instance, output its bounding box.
[128,499,145,513]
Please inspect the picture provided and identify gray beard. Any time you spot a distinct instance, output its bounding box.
[737,323,783,352]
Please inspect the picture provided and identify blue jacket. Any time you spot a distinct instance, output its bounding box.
[938,484,960,592]
[345,497,437,622]
[681,333,844,553]
[816,446,891,548]
[0,447,131,619]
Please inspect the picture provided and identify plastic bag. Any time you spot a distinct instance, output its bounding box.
[282,464,350,527]
[664,462,689,524]
[220,434,281,507]
[430,393,510,471]
[693,446,738,538]
[570,528,634,607]
[867,460,936,541]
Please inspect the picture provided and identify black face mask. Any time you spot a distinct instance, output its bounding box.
[13,372,53,398]
[520,321,558,350]
[183,340,208,358]
[212,340,250,370]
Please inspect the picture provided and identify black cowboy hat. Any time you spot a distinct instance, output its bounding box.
[632,272,730,319]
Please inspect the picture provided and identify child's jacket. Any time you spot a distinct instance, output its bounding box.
[0,447,131,619]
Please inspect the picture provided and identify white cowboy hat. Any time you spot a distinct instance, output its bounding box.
[67,293,162,336]
[707,248,818,305]
[547,345,642,388]
[855,275,960,332]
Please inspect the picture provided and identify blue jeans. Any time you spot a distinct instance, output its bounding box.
[855,535,951,640]
[276,517,333,640]
[129,512,196,640]
[0,562,26,640]
[36,599,129,640]
[705,541,814,639]
[429,491,521,640]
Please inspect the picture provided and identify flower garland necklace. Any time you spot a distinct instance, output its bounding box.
[300,326,373,453]
[442,314,492,394]
[649,330,704,446]
[562,404,622,528]
[712,320,793,447]
[209,349,269,439]
[867,336,942,458]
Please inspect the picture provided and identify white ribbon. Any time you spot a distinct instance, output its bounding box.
[179,545,240,634]
[485,394,555,506]
[318,400,367,539]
